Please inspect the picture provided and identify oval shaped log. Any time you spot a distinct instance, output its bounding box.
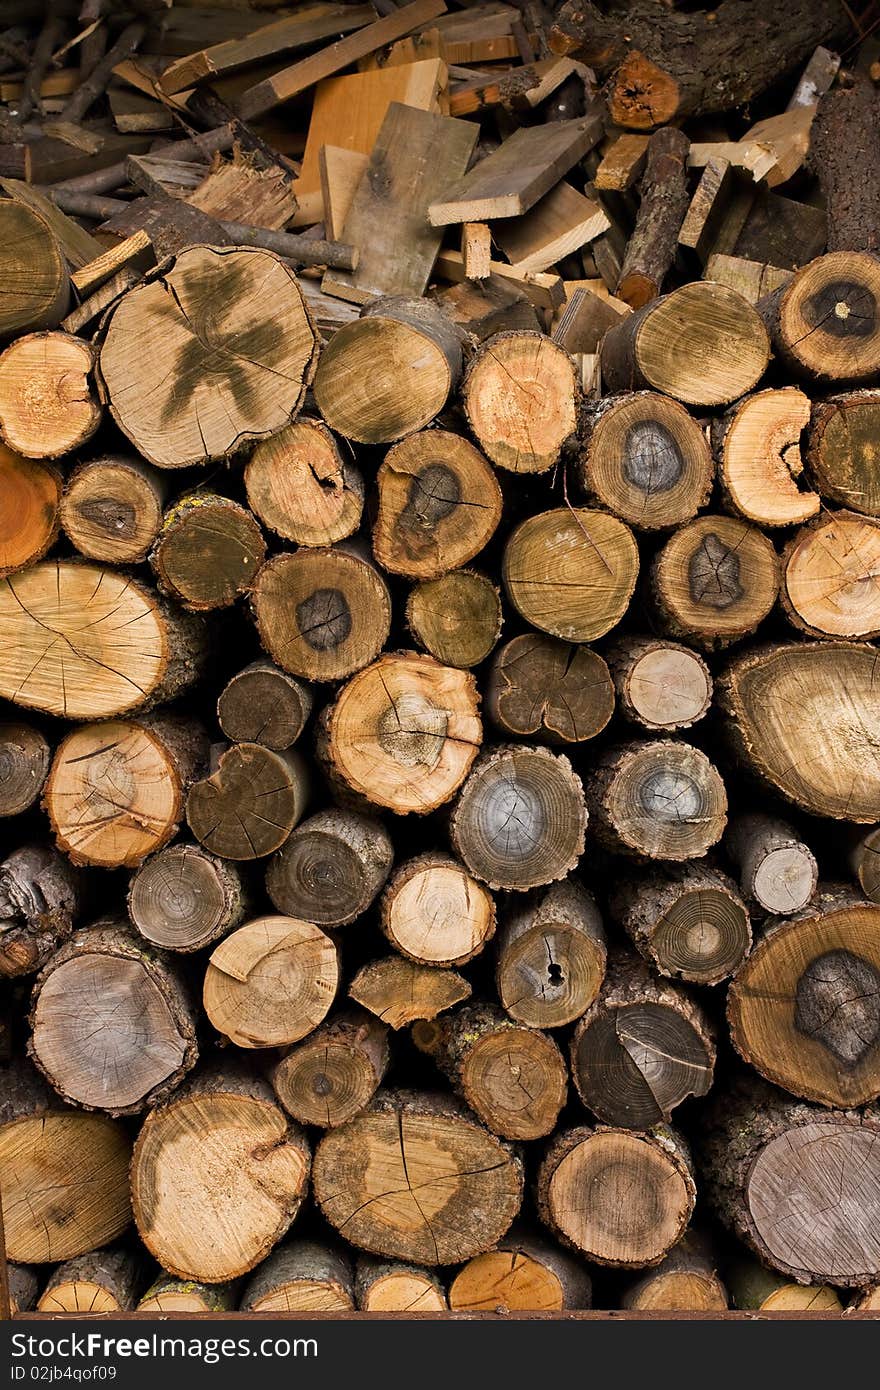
[462,330,578,474]
[186,743,309,860]
[503,507,639,642]
[651,514,780,648]
[715,387,818,527]
[348,956,471,1031]
[138,1278,238,1313]
[807,390,880,516]
[725,813,817,916]
[406,570,502,669]
[203,915,339,1049]
[218,661,312,752]
[0,843,82,978]
[587,739,727,860]
[0,332,100,458]
[782,510,880,639]
[60,456,166,564]
[0,202,69,336]
[313,1090,523,1265]
[451,745,586,891]
[252,547,391,683]
[449,1236,591,1312]
[37,1249,143,1314]
[380,853,495,967]
[272,1008,389,1128]
[496,878,606,1029]
[266,807,392,928]
[621,1237,728,1311]
[373,429,502,580]
[486,635,614,743]
[0,721,49,818]
[241,1242,354,1312]
[131,1063,311,1282]
[578,391,712,530]
[605,635,712,732]
[128,842,251,952]
[355,1258,447,1312]
[0,448,60,576]
[759,251,880,383]
[245,418,363,547]
[150,493,266,611]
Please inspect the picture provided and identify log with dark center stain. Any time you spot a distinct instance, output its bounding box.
[794,949,880,1066]
[295,588,352,651]
[623,420,684,495]
[688,533,743,609]
[803,282,876,339]
[399,464,461,534]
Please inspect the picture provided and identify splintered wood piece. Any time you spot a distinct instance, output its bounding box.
[622,1238,728,1311]
[492,181,609,274]
[407,571,502,669]
[266,808,392,929]
[186,157,298,236]
[450,744,586,892]
[241,1241,354,1312]
[449,1237,590,1312]
[728,1260,840,1313]
[131,1066,311,1282]
[610,863,750,987]
[98,245,319,469]
[30,920,197,1115]
[496,879,606,1029]
[218,662,312,752]
[503,507,639,641]
[138,1279,237,1314]
[588,739,727,861]
[128,842,251,953]
[536,1123,695,1268]
[186,743,309,860]
[320,146,368,241]
[380,853,494,967]
[45,717,207,869]
[428,115,601,225]
[678,158,735,265]
[462,223,491,280]
[374,429,501,580]
[0,1060,132,1263]
[321,652,481,815]
[704,253,793,305]
[606,635,712,733]
[0,724,50,819]
[715,387,818,526]
[579,391,712,531]
[781,510,880,639]
[651,515,780,647]
[601,281,769,406]
[808,391,880,516]
[61,456,165,564]
[594,134,649,191]
[0,333,100,459]
[356,1258,447,1312]
[728,891,880,1108]
[0,202,69,336]
[486,634,614,743]
[462,331,578,474]
[272,1008,389,1128]
[245,419,363,548]
[552,286,629,354]
[204,915,339,1049]
[0,449,60,576]
[313,1090,523,1264]
[150,494,266,611]
[349,956,471,1029]
[759,252,880,383]
[570,949,715,1127]
[719,642,880,821]
[313,298,462,444]
[617,126,689,308]
[252,547,391,682]
[71,230,153,296]
[0,843,82,978]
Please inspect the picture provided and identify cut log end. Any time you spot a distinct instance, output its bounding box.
[0,332,100,460]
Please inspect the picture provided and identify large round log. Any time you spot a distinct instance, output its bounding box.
[609,863,750,986]
[715,387,818,527]
[128,842,252,952]
[150,494,266,611]
[272,1008,389,1128]
[245,418,364,547]
[462,331,578,474]
[759,252,880,384]
[186,743,309,860]
[587,739,727,860]
[485,635,614,744]
[406,570,502,670]
[0,332,101,459]
[651,514,780,648]
[781,510,880,639]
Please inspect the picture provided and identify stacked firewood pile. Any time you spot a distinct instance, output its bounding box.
[3,0,880,1318]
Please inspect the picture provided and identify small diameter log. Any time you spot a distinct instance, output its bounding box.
[320,653,481,815]
[204,915,339,1050]
[497,879,606,1029]
[605,636,712,733]
[701,1076,880,1287]
[502,507,639,643]
[651,515,780,648]
[373,429,502,581]
[728,890,880,1109]
[241,1242,354,1312]
[380,854,495,968]
[245,419,363,547]
[782,510,880,639]
[451,745,586,892]
[578,391,712,532]
[759,252,880,384]
[0,1058,132,1263]
[0,722,50,817]
[621,1237,728,1311]
[0,843,82,978]
[60,456,166,564]
[272,1008,389,1128]
[30,919,198,1115]
[313,1090,523,1265]
[718,642,880,821]
[715,387,819,527]
[0,448,60,576]
[449,1235,591,1312]
[587,739,727,861]
[617,127,690,309]
[356,1259,447,1312]
[0,202,69,336]
[46,716,208,869]
[138,1278,238,1314]
[98,245,319,469]
[728,1259,842,1312]
[486,635,614,744]
[610,863,750,987]
[725,814,817,916]
[313,297,463,444]
[811,76,880,255]
[849,1286,880,1312]
[266,808,392,928]
[252,547,391,683]
[349,957,471,1030]
[0,560,206,721]
[218,661,312,752]
[132,1063,311,1283]
[536,1122,695,1268]
[406,571,502,669]
[848,827,880,903]
[807,391,880,516]
[415,1002,567,1141]
[37,1248,143,1314]
[8,1265,39,1316]
[149,494,266,611]
[0,332,100,459]
[571,949,715,1127]
[462,331,578,474]
[186,743,309,860]
[128,843,251,953]
[601,282,769,406]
